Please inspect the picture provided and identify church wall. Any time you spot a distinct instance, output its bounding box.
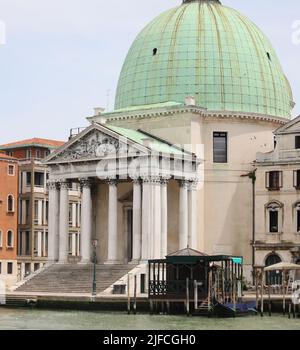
[106,113,281,280]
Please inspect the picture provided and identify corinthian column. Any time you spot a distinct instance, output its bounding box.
[47,180,59,262]
[179,180,189,250]
[106,179,119,264]
[161,179,168,259]
[80,178,92,263]
[141,177,151,261]
[132,179,142,262]
[59,180,69,263]
[153,177,161,259]
[188,181,198,249]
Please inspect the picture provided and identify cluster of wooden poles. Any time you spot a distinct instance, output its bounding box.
[255,266,300,318]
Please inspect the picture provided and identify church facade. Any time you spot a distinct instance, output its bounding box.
[44,0,295,283]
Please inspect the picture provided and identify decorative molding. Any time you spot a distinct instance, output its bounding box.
[51,129,128,162]
[107,179,118,186]
[80,178,92,189]
[179,180,190,189]
[59,180,69,190]
[47,180,58,191]
[99,107,287,126]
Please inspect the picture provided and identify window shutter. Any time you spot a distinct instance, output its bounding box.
[279,171,283,188]
[266,172,270,189]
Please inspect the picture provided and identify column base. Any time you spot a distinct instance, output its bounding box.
[57,260,69,265]
[129,259,140,265]
[104,260,123,265]
[79,259,93,265]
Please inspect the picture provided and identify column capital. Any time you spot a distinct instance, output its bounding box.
[59,179,69,190]
[142,176,161,185]
[107,178,117,186]
[132,178,141,185]
[80,177,92,189]
[179,180,189,189]
[161,178,170,186]
[188,180,199,191]
[47,179,58,191]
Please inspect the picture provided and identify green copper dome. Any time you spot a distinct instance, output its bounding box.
[115,0,293,118]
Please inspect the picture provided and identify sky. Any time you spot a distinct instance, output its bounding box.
[0,0,299,144]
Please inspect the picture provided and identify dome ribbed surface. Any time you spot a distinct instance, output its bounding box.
[115,1,293,118]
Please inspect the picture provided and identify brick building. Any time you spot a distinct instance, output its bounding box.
[0,154,18,287]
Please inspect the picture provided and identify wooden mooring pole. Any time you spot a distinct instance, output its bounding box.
[133,275,137,315]
[186,278,190,316]
[260,271,264,317]
[268,285,272,317]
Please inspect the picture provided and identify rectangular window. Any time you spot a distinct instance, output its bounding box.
[270,211,279,233]
[297,210,300,232]
[34,172,44,187]
[294,170,300,189]
[7,262,13,275]
[266,171,282,191]
[26,172,31,186]
[296,136,300,149]
[34,200,39,224]
[26,149,32,159]
[25,200,30,225]
[8,164,15,176]
[69,204,73,226]
[44,201,49,225]
[0,231,2,247]
[17,231,22,255]
[6,151,13,157]
[36,150,41,158]
[25,231,30,255]
[213,132,228,163]
[7,231,13,248]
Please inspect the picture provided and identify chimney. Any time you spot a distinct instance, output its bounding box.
[94,107,105,116]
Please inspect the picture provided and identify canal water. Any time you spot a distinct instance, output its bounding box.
[0,308,300,330]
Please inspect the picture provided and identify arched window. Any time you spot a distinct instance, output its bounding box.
[266,201,283,233]
[7,195,14,212]
[265,254,282,285]
[7,230,14,248]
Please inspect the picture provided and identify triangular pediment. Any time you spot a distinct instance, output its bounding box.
[275,115,300,135]
[44,123,149,164]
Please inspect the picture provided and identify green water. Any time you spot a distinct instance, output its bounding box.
[0,308,300,330]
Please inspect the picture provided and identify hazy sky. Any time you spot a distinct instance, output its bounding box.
[0,0,299,143]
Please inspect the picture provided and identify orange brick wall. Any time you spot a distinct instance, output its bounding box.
[0,159,18,260]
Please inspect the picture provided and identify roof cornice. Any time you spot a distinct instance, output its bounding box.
[89,107,288,126]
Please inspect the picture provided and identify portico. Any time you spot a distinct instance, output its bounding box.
[45,123,201,265]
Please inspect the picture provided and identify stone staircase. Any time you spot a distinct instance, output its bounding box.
[15,264,135,294]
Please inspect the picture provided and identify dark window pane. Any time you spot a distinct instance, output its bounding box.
[296,171,300,188]
[7,263,13,274]
[213,132,227,163]
[268,171,281,190]
[296,136,300,149]
[270,211,278,232]
[297,211,300,232]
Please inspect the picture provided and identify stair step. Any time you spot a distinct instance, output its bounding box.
[16,263,136,294]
